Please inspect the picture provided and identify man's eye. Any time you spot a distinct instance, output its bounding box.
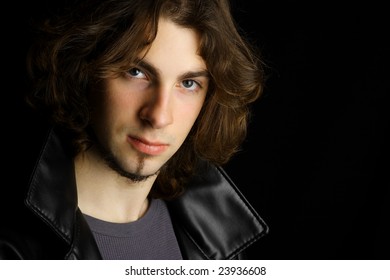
[127,67,146,78]
[182,79,199,90]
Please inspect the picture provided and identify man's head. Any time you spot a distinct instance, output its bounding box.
[26,0,264,198]
[89,17,208,185]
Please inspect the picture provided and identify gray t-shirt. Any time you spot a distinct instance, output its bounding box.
[83,198,183,260]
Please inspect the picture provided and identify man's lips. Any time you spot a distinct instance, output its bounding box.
[127,136,169,156]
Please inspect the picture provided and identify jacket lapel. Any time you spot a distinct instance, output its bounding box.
[25,127,101,259]
[168,161,268,259]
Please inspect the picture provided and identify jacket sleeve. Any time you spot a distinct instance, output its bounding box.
[0,227,42,260]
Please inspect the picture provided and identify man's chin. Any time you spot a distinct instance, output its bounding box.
[109,164,158,182]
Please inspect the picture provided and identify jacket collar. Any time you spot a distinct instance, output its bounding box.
[24,127,101,259]
[167,161,268,259]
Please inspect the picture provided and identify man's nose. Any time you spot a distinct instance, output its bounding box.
[139,86,174,129]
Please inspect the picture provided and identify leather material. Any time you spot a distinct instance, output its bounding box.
[0,126,268,259]
[168,163,268,259]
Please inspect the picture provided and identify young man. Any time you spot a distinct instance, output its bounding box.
[0,0,268,259]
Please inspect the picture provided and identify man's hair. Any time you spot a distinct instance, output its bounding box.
[26,0,265,199]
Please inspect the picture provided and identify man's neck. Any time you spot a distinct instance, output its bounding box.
[74,149,156,223]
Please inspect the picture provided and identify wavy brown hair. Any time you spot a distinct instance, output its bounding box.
[26,0,265,199]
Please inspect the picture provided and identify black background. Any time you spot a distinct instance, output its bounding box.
[228,1,389,259]
[4,1,389,259]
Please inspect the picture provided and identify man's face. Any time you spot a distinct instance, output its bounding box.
[91,18,209,181]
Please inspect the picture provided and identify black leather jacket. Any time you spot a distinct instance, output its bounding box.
[0,126,268,260]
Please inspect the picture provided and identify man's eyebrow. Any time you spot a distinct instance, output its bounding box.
[136,59,209,80]
[135,60,159,79]
[179,70,210,81]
